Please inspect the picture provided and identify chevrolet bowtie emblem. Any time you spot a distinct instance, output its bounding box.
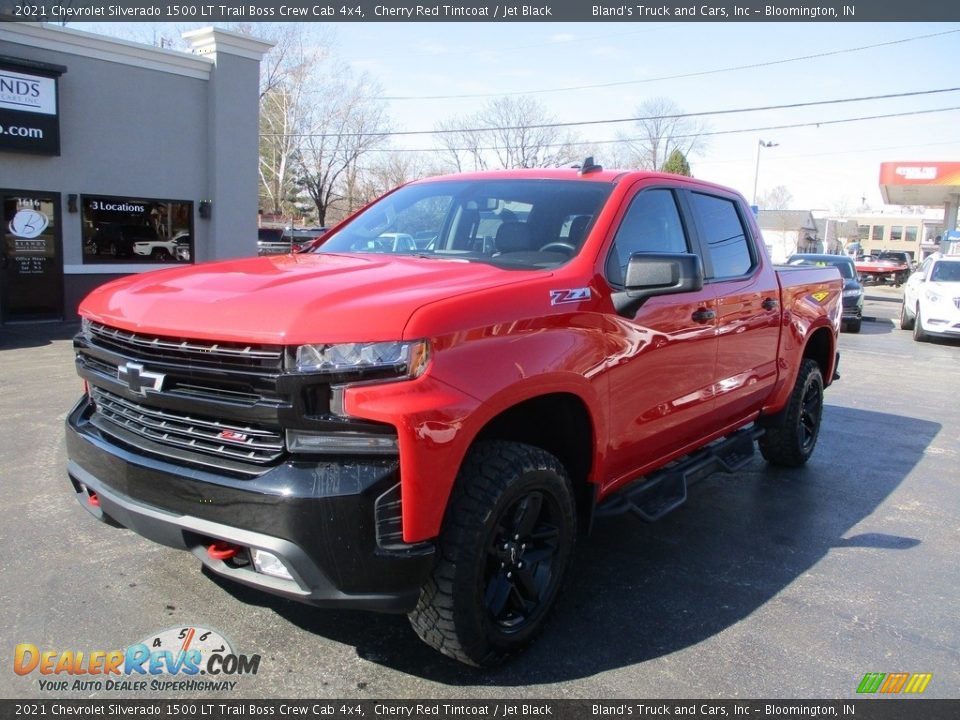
[117,362,165,396]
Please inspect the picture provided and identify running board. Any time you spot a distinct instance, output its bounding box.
[595,426,764,522]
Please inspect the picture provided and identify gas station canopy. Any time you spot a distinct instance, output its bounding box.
[879,161,960,205]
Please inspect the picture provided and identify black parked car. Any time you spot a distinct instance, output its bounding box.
[787,253,864,333]
[257,227,329,256]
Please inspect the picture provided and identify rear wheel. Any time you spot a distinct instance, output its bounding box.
[759,359,824,467]
[846,318,862,333]
[409,441,576,666]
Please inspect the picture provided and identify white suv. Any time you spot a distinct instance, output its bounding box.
[900,254,960,341]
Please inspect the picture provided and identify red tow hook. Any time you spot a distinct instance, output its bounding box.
[87,491,100,508]
[207,540,242,561]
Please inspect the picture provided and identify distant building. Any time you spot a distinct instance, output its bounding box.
[849,210,944,262]
[813,217,859,255]
[756,210,819,263]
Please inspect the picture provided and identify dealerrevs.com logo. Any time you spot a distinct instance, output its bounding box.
[14,626,261,693]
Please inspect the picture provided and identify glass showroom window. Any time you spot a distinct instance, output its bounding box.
[81,195,193,265]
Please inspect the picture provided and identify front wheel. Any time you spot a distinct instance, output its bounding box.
[409,441,576,666]
[913,307,928,342]
[759,359,824,467]
[899,301,915,330]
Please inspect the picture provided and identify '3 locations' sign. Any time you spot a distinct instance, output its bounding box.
[0,60,65,156]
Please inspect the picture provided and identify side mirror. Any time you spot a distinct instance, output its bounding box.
[612,252,704,317]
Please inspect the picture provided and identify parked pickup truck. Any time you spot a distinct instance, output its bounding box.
[66,164,842,666]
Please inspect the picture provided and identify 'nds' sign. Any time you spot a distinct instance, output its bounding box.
[0,62,65,156]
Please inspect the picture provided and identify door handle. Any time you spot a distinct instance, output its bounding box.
[762,298,779,311]
[692,309,716,323]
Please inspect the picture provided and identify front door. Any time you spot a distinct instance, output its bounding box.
[1,191,63,322]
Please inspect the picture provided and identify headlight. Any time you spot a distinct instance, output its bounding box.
[924,290,942,303]
[842,288,862,298]
[293,340,429,378]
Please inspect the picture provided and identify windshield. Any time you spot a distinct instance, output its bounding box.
[930,261,960,282]
[316,179,614,269]
[788,256,855,279]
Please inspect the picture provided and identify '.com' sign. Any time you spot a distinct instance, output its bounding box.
[13,626,261,694]
[0,62,63,156]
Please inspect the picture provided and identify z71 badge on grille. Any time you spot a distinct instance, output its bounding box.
[549,288,591,305]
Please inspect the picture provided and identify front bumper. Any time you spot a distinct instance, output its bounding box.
[841,295,863,321]
[66,397,434,613]
[918,301,960,337]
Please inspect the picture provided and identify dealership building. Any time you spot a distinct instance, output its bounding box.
[0,23,272,323]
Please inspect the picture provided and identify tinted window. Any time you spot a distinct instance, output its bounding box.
[606,189,688,286]
[931,261,960,282]
[689,192,754,279]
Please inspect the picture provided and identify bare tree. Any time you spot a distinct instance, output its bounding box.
[350,153,438,209]
[434,96,580,171]
[434,116,488,173]
[255,26,330,218]
[295,70,390,226]
[619,97,708,171]
[759,185,794,211]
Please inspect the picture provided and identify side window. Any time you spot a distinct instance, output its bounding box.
[689,192,755,279]
[606,189,688,286]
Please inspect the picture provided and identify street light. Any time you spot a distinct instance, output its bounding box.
[752,139,779,206]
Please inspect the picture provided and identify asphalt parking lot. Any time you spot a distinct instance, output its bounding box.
[1,291,958,700]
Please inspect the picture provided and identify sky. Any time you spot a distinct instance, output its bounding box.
[72,20,960,214]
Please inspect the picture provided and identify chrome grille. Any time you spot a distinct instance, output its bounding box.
[88,322,283,370]
[90,387,283,464]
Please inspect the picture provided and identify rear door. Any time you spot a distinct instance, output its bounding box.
[683,190,781,427]
[600,183,719,485]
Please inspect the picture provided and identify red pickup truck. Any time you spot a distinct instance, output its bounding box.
[66,165,841,666]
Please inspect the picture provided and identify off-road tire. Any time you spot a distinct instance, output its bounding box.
[759,358,824,467]
[913,307,928,342]
[409,440,576,666]
[846,318,862,334]
[899,301,915,330]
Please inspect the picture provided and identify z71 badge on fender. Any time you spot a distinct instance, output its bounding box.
[549,288,591,305]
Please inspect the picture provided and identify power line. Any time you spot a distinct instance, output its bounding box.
[262,87,960,139]
[328,106,960,154]
[375,28,960,101]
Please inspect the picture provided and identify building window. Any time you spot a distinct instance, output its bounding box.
[858,225,869,241]
[890,225,903,242]
[81,195,193,265]
[871,225,884,242]
[905,226,918,243]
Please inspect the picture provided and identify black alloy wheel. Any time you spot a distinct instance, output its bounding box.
[409,440,576,666]
[759,358,824,467]
[483,489,563,633]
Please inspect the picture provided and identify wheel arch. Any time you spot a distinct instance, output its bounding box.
[472,392,597,532]
[802,326,836,387]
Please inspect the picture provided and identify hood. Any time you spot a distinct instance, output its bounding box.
[80,253,537,345]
